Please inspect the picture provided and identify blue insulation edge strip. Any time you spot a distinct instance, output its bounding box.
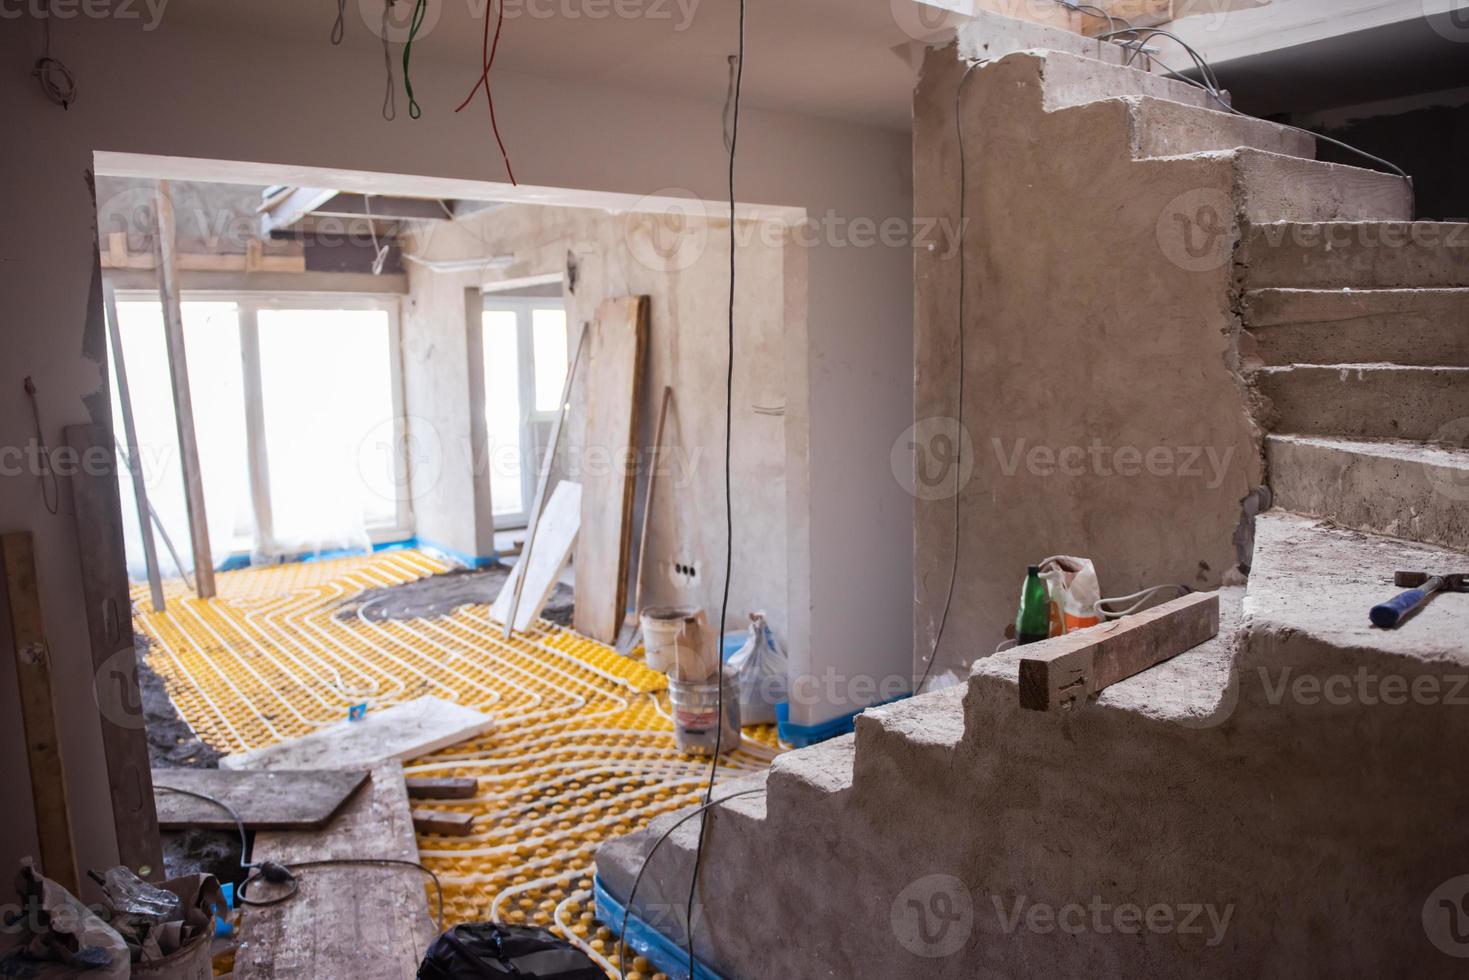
[213,537,498,573]
[776,691,912,748]
[594,875,728,980]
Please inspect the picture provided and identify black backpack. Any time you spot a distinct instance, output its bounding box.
[417,923,607,980]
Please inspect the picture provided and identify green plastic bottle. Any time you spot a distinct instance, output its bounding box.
[1015,565,1051,646]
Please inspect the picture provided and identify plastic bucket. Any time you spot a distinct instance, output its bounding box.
[640,607,717,681]
[669,672,741,756]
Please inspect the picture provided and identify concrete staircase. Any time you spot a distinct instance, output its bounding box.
[1239,222,1469,551]
[597,46,1469,980]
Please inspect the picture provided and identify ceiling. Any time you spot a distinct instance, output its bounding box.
[149,0,931,131]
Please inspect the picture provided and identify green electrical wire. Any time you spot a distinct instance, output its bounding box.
[402,0,428,119]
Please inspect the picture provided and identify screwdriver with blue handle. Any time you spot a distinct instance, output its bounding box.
[1370,570,1469,628]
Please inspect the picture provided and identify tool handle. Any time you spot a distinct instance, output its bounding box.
[1370,588,1430,628]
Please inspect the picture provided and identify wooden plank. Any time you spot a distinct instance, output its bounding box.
[152,769,369,831]
[632,386,672,620]
[490,480,581,633]
[411,809,476,837]
[220,695,493,771]
[504,324,587,638]
[104,281,165,612]
[63,424,165,877]
[406,777,478,800]
[236,762,436,980]
[154,180,215,598]
[1,533,79,894]
[1018,591,1220,711]
[573,296,649,642]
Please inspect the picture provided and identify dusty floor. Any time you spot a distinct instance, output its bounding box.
[133,550,780,977]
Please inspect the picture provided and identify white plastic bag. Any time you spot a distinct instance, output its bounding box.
[726,612,788,726]
[1037,556,1102,636]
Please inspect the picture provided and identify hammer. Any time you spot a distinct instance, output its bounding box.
[1369,570,1469,629]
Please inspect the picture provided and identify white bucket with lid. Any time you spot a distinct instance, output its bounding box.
[640,606,717,681]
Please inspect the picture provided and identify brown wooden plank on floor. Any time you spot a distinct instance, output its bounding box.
[152,768,368,831]
[235,762,435,980]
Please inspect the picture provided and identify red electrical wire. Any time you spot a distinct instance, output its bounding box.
[456,0,517,185]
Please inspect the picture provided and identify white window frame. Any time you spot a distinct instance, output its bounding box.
[480,295,569,530]
[114,289,412,554]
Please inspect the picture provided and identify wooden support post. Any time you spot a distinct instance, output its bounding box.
[104,280,165,612]
[64,424,166,878]
[154,180,216,598]
[504,323,587,638]
[1018,591,1220,711]
[1,533,79,894]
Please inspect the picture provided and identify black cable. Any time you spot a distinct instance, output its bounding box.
[23,377,60,516]
[152,784,445,933]
[683,2,744,976]
[914,61,981,698]
[1093,27,1409,181]
[618,788,765,980]
[330,0,347,44]
[33,15,77,110]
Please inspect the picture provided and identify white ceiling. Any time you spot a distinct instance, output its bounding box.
[155,0,933,131]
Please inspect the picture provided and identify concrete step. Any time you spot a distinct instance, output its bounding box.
[1244,289,1469,367]
[764,732,854,826]
[851,683,966,799]
[1241,222,1469,289]
[1129,96,1315,161]
[1267,434,1469,551]
[1232,150,1414,224]
[1237,510,1469,720]
[1253,364,1469,441]
[1036,48,1214,112]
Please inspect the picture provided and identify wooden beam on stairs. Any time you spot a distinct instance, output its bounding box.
[1019,590,1220,711]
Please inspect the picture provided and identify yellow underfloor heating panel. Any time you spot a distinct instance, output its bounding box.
[133,549,782,980]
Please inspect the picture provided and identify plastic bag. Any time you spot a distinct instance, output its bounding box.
[1037,556,1102,637]
[725,612,788,726]
[417,923,604,979]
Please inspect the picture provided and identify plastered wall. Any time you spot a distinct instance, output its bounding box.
[399,203,793,642]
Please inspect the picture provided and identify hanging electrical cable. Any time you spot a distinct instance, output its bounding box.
[22,377,59,516]
[330,0,347,44]
[914,59,983,698]
[381,0,398,121]
[455,0,517,184]
[33,14,77,110]
[363,194,392,275]
[679,4,745,977]
[402,0,429,119]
